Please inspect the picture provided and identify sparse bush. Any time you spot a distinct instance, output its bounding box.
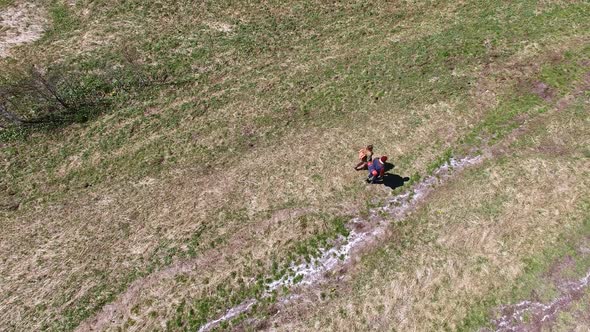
[0,64,110,131]
[0,55,158,135]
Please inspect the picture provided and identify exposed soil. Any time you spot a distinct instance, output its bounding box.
[545,255,576,285]
[489,70,590,159]
[485,229,590,332]
[0,2,47,58]
[531,81,555,102]
[490,245,590,332]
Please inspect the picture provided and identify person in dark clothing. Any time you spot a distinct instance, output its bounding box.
[366,156,388,183]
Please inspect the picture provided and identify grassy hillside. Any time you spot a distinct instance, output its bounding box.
[273,90,590,331]
[1,0,589,331]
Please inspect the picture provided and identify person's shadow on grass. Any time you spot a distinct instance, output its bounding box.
[380,173,411,190]
[373,163,410,190]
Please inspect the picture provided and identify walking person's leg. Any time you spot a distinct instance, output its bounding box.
[366,163,377,183]
[355,156,368,170]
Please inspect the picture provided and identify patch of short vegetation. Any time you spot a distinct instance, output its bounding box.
[1,0,589,331]
[47,1,80,37]
[0,0,13,9]
[169,214,352,330]
[461,199,590,330]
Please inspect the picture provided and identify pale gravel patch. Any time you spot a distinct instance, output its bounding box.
[0,2,47,58]
[204,21,233,33]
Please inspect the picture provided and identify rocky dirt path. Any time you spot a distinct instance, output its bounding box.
[0,2,47,58]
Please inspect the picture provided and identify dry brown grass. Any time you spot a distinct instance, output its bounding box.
[2,51,578,331]
[1,1,589,330]
[268,92,590,332]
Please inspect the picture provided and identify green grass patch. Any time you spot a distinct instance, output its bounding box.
[168,213,351,330]
[47,1,80,37]
[426,148,453,174]
[0,0,14,9]
[460,199,590,331]
[539,45,590,95]
[2,1,590,331]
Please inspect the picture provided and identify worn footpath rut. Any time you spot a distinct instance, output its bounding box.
[492,270,590,332]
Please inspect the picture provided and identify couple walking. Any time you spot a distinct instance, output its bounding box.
[355,145,388,184]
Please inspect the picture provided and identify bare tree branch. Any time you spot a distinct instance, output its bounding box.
[29,67,70,110]
[0,103,22,124]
